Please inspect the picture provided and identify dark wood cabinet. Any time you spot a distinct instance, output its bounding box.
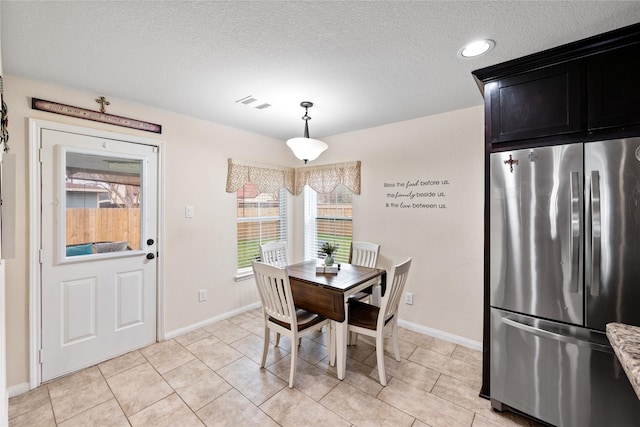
[488,62,584,144]
[588,43,640,131]
[473,24,640,149]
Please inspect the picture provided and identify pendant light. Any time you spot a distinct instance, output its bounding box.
[286,101,328,163]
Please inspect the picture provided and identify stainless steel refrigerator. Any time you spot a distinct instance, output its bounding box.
[490,138,640,427]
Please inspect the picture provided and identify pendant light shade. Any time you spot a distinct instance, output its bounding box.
[286,101,328,163]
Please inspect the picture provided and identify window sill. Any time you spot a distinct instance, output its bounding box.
[234,271,254,282]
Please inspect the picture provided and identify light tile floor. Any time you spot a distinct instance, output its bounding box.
[9,308,545,426]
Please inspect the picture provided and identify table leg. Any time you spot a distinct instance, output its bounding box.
[371,284,381,306]
[335,320,348,380]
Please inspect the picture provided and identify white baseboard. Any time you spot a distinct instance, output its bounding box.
[398,319,482,351]
[8,382,30,398]
[163,301,481,351]
[164,302,261,340]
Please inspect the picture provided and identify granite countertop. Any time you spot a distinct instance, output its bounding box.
[606,322,640,400]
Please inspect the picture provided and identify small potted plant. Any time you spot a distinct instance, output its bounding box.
[321,242,339,266]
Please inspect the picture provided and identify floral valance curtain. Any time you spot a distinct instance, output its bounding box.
[294,160,361,195]
[225,158,295,194]
[225,158,361,195]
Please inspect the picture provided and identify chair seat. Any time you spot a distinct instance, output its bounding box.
[348,299,393,330]
[269,309,326,331]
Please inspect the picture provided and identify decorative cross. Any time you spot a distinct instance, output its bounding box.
[504,154,518,173]
[95,96,110,113]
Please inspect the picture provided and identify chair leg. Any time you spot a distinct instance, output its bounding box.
[376,334,387,386]
[289,333,298,388]
[261,326,270,368]
[328,323,336,367]
[349,331,359,346]
[392,321,401,361]
[275,332,281,347]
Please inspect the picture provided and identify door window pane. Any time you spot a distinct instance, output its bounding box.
[65,151,142,257]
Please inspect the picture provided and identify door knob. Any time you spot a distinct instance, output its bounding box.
[147,239,155,246]
[146,253,155,260]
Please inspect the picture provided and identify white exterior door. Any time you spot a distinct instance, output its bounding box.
[40,128,158,381]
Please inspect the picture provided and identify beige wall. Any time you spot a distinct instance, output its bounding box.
[295,106,485,340]
[4,75,294,388]
[5,74,485,389]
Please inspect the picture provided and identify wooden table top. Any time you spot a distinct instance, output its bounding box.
[286,260,386,322]
[286,260,386,293]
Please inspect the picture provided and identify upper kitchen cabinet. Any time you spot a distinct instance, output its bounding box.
[486,62,584,144]
[588,43,640,132]
[473,23,640,149]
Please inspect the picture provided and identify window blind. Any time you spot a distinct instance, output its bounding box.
[303,184,353,263]
[236,183,288,273]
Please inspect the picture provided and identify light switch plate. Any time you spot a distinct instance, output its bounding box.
[405,292,413,305]
[185,206,195,218]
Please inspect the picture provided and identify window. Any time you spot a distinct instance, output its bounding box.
[64,151,142,257]
[304,184,353,263]
[236,183,288,273]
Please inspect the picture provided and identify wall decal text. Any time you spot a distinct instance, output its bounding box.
[384,179,449,209]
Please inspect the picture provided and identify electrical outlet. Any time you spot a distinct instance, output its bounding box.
[405,292,413,305]
[199,289,207,302]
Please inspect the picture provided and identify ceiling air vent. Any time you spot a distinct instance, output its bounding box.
[235,95,272,110]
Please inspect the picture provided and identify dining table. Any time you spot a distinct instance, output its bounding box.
[286,260,387,380]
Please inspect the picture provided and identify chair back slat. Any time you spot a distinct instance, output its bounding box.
[252,261,296,327]
[349,241,380,268]
[379,258,412,326]
[260,241,289,268]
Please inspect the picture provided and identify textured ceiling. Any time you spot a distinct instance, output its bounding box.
[2,1,640,141]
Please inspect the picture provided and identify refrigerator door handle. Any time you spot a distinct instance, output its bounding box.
[591,171,601,296]
[501,317,612,353]
[570,170,580,293]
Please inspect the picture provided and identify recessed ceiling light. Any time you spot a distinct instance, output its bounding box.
[458,39,495,58]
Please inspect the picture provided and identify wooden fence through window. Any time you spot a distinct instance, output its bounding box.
[66,208,141,249]
[236,204,353,238]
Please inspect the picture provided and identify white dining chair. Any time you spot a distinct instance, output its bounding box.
[349,241,380,269]
[347,241,382,344]
[259,241,292,346]
[347,257,412,386]
[252,261,332,388]
[349,241,381,301]
[260,241,289,268]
